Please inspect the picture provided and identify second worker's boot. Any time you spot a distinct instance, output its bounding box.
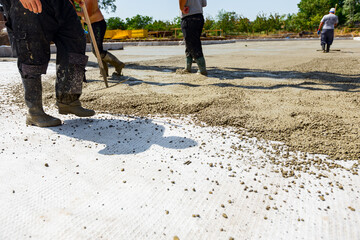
[56,94,95,117]
[102,51,125,76]
[326,44,330,53]
[22,76,61,127]
[195,56,208,76]
[185,56,193,73]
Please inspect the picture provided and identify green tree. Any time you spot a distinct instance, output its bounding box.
[147,20,171,31]
[268,13,285,31]
[342,0,360,26]
[252,13,269,33]
[106,17,126,30]
[99,0,117,13]
[297,0,345,29]
[236,17,251,33]
[125,15,153,29]
[204,15,216,30]
[171,16,181,29]
[216,10,240,34]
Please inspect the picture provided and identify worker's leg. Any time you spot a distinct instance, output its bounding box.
[91,20,107,57]
[3,0,61,127]
[326,29,334,52]
[320,31,326,53]
[181,18,193,72]
[93,20,125,76]
[192,15,207,76]
[51,0,95,117]
[181,14,206,74]
[91,20,108,76]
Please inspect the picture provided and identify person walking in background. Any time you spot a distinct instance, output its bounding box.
[179,0,207,75]
[76,0,125,76]
[317,8,338,53]
[0,0,95,127]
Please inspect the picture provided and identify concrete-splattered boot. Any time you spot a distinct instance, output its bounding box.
[22,76,61,127]
[102,51,125,76]
[326,44,330,53]
[57,94,95,117]
[195,56,208,76]
[184,56,193,73]
[56,53,95,117]
[321,44,326,53]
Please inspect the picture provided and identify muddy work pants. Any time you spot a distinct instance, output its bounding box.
[321,29,334,46]
[181,14,204,59]
[0,0,88,104]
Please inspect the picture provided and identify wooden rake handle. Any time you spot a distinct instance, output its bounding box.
[81,2,109,88]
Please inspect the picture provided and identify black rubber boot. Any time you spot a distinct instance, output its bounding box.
[185,56,193,73]
[326,44,330,53]
[102,52,125,76]
[322,44,326,53]
[195,56,208,76]
[56,94,95,117]
[22,76,61,127]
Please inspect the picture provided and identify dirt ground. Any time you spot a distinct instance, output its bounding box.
[8,40,360,160]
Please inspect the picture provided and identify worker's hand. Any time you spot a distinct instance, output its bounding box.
[182,6,189,14]
[317,30,321,35]
[20,0,42,14]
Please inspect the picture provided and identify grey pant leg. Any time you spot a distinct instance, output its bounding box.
[321,29,334,46]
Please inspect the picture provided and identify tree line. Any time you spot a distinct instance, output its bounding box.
[104,0,360,34]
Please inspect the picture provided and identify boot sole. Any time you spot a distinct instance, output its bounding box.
[59,110,95,117]
[26,118,62,127]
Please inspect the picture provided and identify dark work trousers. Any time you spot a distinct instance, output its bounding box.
[91,19,107,58]
[181,14,204,59]
[0,0,88,104]
[321,29,334,46]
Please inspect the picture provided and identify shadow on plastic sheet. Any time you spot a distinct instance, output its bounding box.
[50,117,198,155]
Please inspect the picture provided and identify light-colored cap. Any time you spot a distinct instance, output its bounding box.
[330,8,336,13]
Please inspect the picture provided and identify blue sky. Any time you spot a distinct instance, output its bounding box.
[104,0,301,21]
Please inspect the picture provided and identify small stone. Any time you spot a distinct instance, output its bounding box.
[348,206,356,211]
[222,213,228,219]
[44,163,49,167]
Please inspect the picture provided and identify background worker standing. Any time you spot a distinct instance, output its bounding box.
[179,0,207,75]
[0,0,95,127]
[76,0,125,76]
[317,8,338,53]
